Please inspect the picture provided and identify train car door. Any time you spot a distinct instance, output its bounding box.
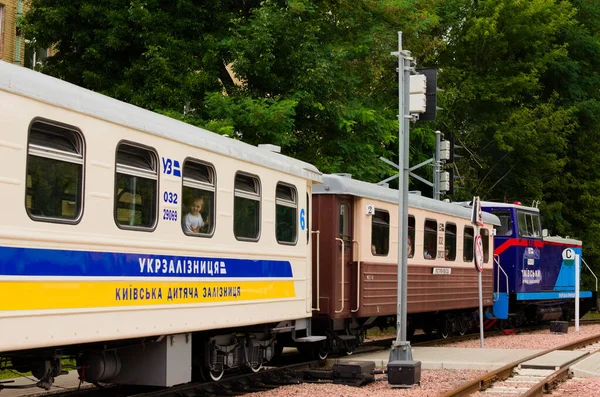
[335,196,354,315]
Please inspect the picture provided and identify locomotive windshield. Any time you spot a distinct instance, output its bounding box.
[517,211,542,238]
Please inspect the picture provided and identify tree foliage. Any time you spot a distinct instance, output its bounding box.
[22,0,600,279]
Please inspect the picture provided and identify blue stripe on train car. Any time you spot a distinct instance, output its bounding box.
[0,246,293,278]
[516,291,592,300]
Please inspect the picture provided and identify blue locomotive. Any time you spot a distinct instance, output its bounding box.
[479,201,597,327]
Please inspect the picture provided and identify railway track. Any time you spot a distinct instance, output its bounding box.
[443,332,600,396]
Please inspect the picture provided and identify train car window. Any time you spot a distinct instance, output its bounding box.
[463,226,474,261]
[408,215,415,258]
[491,210,513,236]
[26,119,84,223]
[423,219,437,259]
[234,173,261,240]
[445,223,457,261]
[480,228,490,263]
[276,183,297,245]
[181,159,215,236]
[114,143,158,229]
[371,209,390,256]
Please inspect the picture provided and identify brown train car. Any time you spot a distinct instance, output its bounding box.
[310,174,501,355]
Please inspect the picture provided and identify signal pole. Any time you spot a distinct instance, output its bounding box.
[389,31,413,363]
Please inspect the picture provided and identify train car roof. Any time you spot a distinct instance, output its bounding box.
[0,61,322,183]
[313,174,501,226]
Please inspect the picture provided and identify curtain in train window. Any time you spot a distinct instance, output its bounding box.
[445,223,457,261]
[463,226,474,261]
[423,219,437,259]
[491,210,513,236]
[408,215,415,258]
[26,120,84,222]
[234,173,261,240]
[480,228,490,263]
[371,209,390,256]
[182,159,215,236]
[276,183,297,244]
[114,143,158,229]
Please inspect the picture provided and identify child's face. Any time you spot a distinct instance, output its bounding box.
[191,200,203,215]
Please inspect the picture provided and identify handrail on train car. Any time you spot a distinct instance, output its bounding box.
[311,230,321,311]
[351,240,361,313]
[494,254,509,302]
[335,237,345,313]
[582,258,598,292]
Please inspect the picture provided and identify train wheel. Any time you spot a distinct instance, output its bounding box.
[318,348,329,360]
[248,361,263,373]
[201,366,224,382]
[458,315,469,336]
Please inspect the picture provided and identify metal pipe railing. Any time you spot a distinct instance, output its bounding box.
[494,254,509,302]
[581,258,598,292]
[351,240,361,313]
[311,230,321,311]
[335,237,345,313]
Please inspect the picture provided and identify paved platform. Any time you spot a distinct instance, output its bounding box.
[571,352,600,378]
[328,346,546,370]
[520,350,588,370]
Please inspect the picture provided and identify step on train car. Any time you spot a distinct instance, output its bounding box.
[301,174,501,356]
[479,201,597,327]
[0,60,325,389]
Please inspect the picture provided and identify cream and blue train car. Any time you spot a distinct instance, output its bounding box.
[0,60,323,388]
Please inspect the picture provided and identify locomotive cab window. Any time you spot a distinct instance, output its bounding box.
[445,223,457,261]
[423,219,437,259]
[276,183,297,244]
[480,228,490,263]
[26,119,84,222]
[371,209,390,256]
[408,215,415,258]
[491,210,513,236]
[463,226,474,261]
[517,211,541,238]
[234,173,261,240]
[114,143,158,229]
[182,159,215,236]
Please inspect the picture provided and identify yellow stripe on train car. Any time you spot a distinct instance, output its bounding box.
[0,280,297,310]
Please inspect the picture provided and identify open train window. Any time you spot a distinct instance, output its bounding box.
[114,142,158,230]
[371,209,390,256]
[445,223,457,261]
[276,183,297,245]
[463,226,474,261]
[408,215,415,258]
[234,172,261,241]
[26,119,84,223]
[517,211,541,238]
[481,228,490,263]
[491,210,513,236]
[182,159,215,237]
[423,219,437,260]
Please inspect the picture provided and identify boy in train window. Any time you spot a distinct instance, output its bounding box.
[185,198,209,233]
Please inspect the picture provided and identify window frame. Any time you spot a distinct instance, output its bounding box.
[233,171,261,242]
[275,182,298,246]
[113,140,159,232]
[24,117,86,225]
[371,208,390,256]
[463,226,474,262]
[444,222,457,261]
[181,157,216,238]
[0,5,4,60]
[423,218,437,260]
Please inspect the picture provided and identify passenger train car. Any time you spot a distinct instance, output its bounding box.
[480,201,596,326]
[0,60,324,388]
[303,174,501,356]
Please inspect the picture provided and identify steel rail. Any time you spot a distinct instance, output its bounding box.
[443,332,600,397]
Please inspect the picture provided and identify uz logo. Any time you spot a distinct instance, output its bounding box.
[162,157,181,177]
